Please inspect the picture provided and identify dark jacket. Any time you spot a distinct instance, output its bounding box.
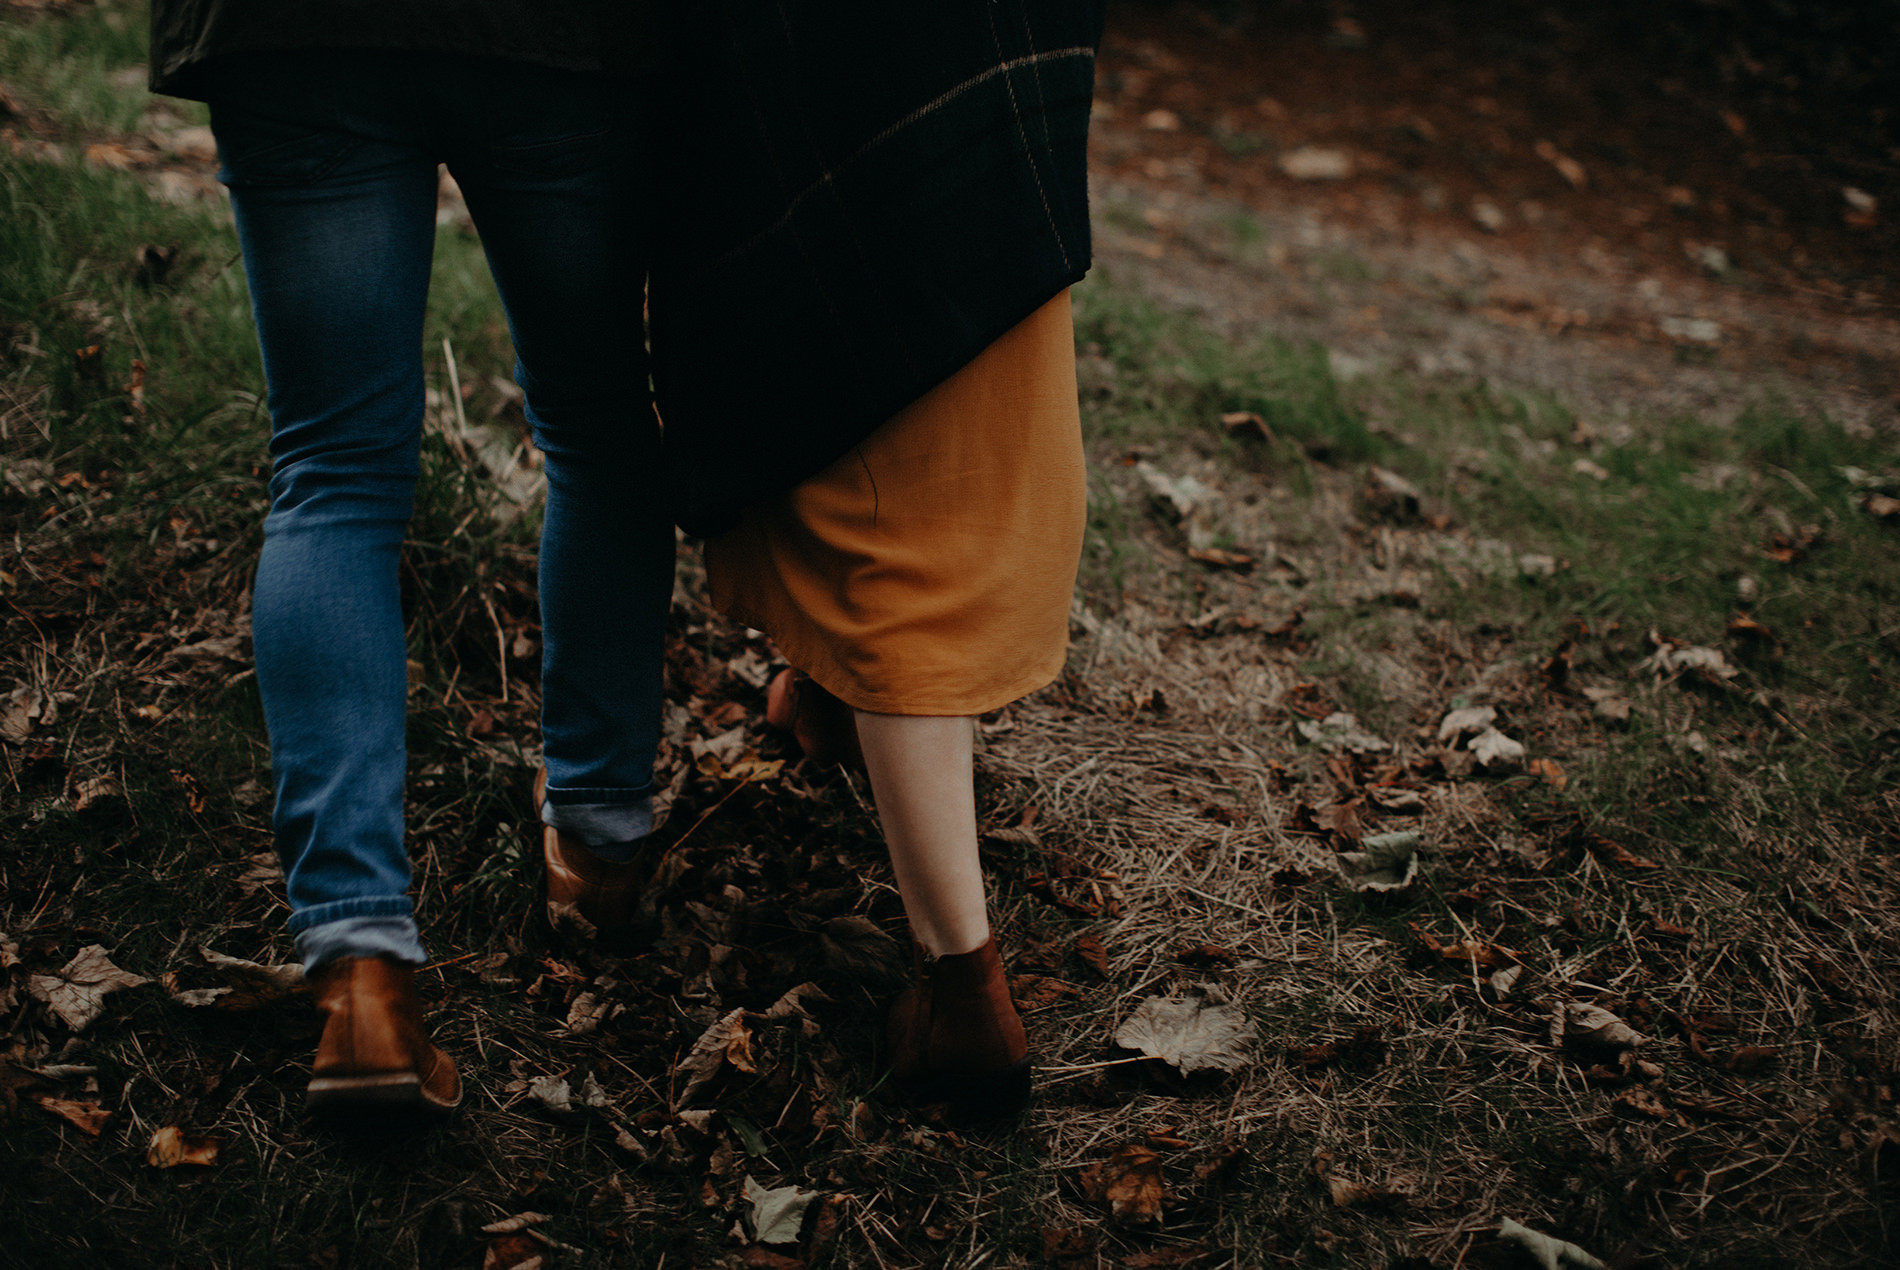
[149,2,1101,537]
[649,2,1101,536]
[148,0,647,97]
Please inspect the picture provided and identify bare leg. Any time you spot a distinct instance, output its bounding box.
[852,711,990,957]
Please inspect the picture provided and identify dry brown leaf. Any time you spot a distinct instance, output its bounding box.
[167,948,303,1011]
[146,1125,220,1168]
[1090,1144,1166,1226]
[1009,974,1079,1010]
[1114,996,1256,1074]
[1613,1087,1672,1120]
[1311,800,1366,843]
[1072,933,1110,978]
[1527,757,1567,789]
[1587,837,1661,870]
[1186,546,1255,571]
[1724,1045,1780,1075]
[34,1094,112,1137]
[1287,1024,1385,1071]
[27,945,148,1030]
[481,1232,544,1270]
[679,1008,747,1105]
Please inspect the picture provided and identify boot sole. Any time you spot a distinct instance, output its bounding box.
[307,1072,459,1119]
[895,1056,1032,1121]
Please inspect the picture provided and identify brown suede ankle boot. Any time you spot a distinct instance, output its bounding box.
[887,936,1030,1118]
[306,955,461,1119]
[765,669,865,772]
[535,768,652,938]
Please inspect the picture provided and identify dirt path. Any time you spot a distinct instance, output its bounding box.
[1088,2,1900,435]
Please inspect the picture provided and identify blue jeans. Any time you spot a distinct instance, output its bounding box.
[209,52,674,968]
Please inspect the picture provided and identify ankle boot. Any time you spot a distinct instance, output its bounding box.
[536,769,651,936]
[887,936,1030,1117]
[306,955,461,1119]
[765,669,865,771]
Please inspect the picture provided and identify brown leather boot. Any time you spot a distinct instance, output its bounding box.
[887,936,1031,1118]
[765,669,865,772]
[536,768,651,937]
[306,955,461,1119]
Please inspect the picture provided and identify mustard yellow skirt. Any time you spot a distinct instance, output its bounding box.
[704,290,1086,716]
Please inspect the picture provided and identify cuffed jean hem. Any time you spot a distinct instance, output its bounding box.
[541,793,655,847]
[294,914,428,972]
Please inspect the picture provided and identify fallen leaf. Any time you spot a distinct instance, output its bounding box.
[1296,712,1390,753]
[146,1125,220,1168]
[679,1009,747,1105]
[1724,1045,1780,1075]
[1582,686,1632,726]
[1527,757,1567,789]
[167,948,303,1011]
[1114,996,1256,1074]
[1287,1024,1385,1070]
[1365,466,1423,520]
[1185,546,1255,571]
[1613,1087,1672,1120]
[1009,974,1080,1010]
[1553,1002,1647,1050]
[35,1094,113,1136]
[1,685,45,744]
[1219,411,1273,442]
[1084,1144,1166,1225]
[1468,727,1526,770]
[1366,784,1425,814]
[1312,800,1366,844]
[819,915,903,980]
[1641,635,1739,685]
[481,1235,543,1270]
[743,1174,821,1244]
[1336,830,1421,893]
[1587,836,1661,870]
[1072,933,1110,978]
[1412,925,1518,972]
[527,1076,577,1117]
[1496,1218,1608,1270]
[28,945,148,1030]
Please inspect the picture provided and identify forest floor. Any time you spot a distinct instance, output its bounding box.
[2,2,1898,1268]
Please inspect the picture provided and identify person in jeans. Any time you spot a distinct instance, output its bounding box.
[149,9,668,1118]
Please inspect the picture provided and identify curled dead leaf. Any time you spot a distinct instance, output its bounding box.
[1468,726,1526,771]
[1084,1144,1166,1226]
[146,1125,220,1168]
[1437,705,1496,742]
[1114,996,1255,1074]
[1553,1002,1647,1050]
[34,1094,113,1137]
[1336,831,1421,893]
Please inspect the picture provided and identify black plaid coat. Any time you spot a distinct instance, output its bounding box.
[649,2,1103,536]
